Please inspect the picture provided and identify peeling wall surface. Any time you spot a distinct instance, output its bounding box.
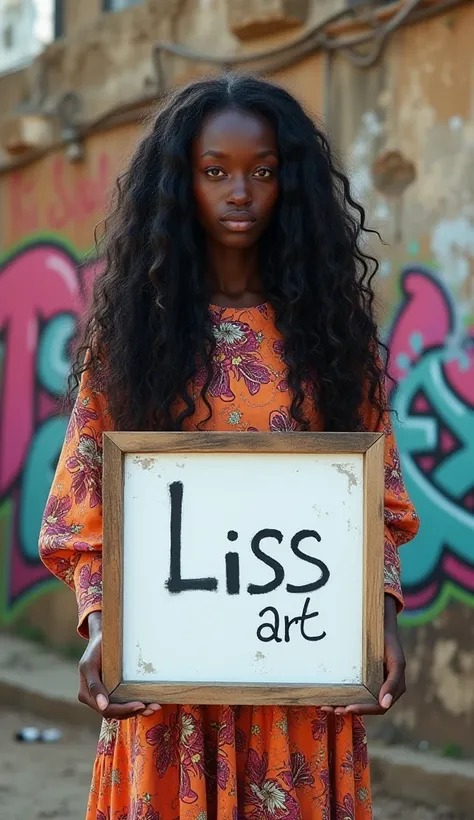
[330,15,474,624]
[328,6,474,751]
[0,0,473,747]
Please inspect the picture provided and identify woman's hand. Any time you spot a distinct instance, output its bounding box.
[321,594,406,717]
[78,612,162,720]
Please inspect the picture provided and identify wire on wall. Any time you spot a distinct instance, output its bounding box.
[152,0,463,80]
[0,0,466,172]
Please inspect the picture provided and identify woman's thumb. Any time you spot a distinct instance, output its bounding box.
[96,693,109,711]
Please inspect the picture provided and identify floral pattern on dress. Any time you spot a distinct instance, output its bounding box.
[215,707,236,791]
[98,719,119,757]
[77,561,103,616]
[269,407,298,432]
[39,495,85,553]
[336,794,356,820]
[245,749,300,820]
[74,554,104,629]
[38,304,420,820]
[66,432,103,508]
[195,310,272,401]
[272,340,288,392]
[383,535,403,602]
[352,716,369,769]
[311,711,328,741]
[67,394,99,442]
[283,751,315,789]
[47,554,78,587]
[146,712,179,778]
[179,713,206,803]
[99,795,160,820]
[384,447,405,496]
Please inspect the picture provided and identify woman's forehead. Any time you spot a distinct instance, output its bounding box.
[195,108,276,149]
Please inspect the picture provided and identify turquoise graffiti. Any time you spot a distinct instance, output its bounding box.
[2,249,473,625]
[0,239,101,621]
[387,266,474,625]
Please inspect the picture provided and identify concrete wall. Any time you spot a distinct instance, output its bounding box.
[0,0,473,750]
[326,6,474,754]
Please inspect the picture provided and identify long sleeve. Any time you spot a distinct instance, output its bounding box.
[39,366,109,638]
[362,373,420,611]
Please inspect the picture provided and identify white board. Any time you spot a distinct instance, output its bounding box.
[121,451,364,687]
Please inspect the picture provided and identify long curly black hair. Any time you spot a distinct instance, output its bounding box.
[71,73,388,432]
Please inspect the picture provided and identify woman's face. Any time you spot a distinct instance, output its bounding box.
[192,107,280,249]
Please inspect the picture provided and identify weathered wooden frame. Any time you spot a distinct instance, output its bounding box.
[102,431,385,706]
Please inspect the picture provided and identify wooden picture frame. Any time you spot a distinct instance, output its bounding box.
[102,432,385,706]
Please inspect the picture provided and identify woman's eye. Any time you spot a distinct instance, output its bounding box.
[254,168,273,179]
[206,168,225,178]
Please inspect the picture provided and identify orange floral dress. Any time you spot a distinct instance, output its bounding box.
[39,304,419,820]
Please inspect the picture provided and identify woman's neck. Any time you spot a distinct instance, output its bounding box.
[206,243,265,308]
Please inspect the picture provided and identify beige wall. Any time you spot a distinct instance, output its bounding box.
[0,0,473,750]
[62,0,102,37]
[326,7,474,753]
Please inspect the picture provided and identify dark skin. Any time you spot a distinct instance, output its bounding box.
[192,107,280,307]
[78,109,406,719]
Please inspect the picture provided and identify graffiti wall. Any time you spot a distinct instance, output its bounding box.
[387,267,474,626]
[3,255,473,627]
[0,111,473,649]
[0,126,136,626]
[330,5,474,654]
[0,240,97,621]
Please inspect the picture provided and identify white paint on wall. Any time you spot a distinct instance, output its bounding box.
[349,111,384,205]
[374,201,390,222]
[431,216,474,288]
[449,116,464,133]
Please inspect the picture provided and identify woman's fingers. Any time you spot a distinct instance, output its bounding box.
[101,702,147,719]
[78,657,109,713]
[340,654,406,716]
[378,656,406,710]
[79,661,156,719]
[343,703,386,716]
[87,677,111,713]
[81,675,146,719]
[142,704,162,717]
[380,604,407,709]
[78,635,109,713]
[77,632,162,720]
[99,702,161,720]
[320,606,408,716]
[83,676,161,719]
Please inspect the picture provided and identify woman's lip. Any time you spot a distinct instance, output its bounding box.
[221,218,256,232]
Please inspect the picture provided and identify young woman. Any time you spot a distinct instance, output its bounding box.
[40,74,419,820]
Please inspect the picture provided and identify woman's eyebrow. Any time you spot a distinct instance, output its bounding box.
[200,149,278,159]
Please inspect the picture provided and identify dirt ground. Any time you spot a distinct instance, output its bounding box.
[0,708,463,820]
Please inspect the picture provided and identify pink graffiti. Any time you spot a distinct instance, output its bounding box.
[0,247,104,493]
[387,266,474,618]
[387,268,474,407]
[443,554,474,590]
[7,153,110,240]
[403,584,439,611]
[0,243,101,612]
[81,257,105,311]
[0,247,81,490]
[402,558,474,615]
[47,154,110,231]
[8,172,39,235]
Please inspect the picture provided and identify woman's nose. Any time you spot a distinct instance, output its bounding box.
[227,176,252,206]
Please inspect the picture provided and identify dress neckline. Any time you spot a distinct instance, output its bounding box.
[208,302,271,312]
